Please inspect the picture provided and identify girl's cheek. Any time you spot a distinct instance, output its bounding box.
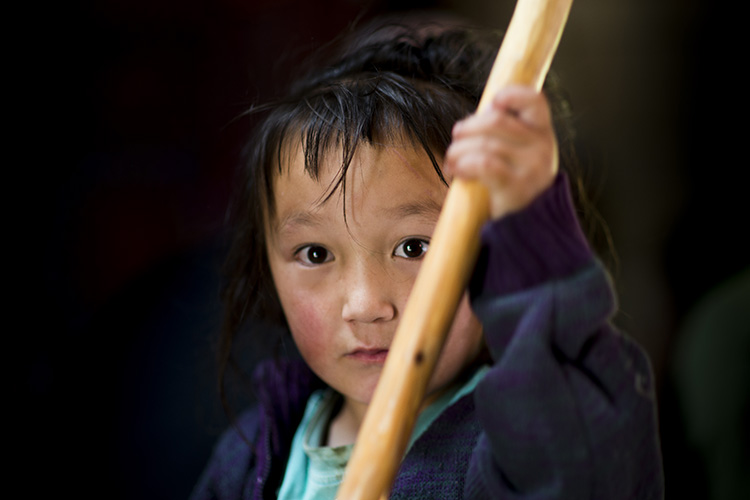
[285,294,332,354]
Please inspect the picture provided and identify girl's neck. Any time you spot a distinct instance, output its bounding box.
[324,381,459,448]
[326,397,367,447]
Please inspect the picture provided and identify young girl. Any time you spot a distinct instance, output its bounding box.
[191,20,664,499]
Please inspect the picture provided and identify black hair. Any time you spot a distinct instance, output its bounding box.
[216,18,592,412]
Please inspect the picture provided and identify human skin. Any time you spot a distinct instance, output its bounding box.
[265,86,557,446]
[265,141,485,446]
[444,86,558,219]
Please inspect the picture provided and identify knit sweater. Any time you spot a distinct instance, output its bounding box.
[190,174,665,499]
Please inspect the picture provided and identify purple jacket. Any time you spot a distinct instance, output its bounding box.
[191,174,665,499]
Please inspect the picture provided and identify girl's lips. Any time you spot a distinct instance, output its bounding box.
[346,348,389,363]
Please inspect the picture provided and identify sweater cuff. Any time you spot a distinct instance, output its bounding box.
[470,172,593,297]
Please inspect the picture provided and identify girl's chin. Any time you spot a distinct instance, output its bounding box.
[338,382,381,414]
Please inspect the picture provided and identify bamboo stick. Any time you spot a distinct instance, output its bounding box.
[335,1,574,498]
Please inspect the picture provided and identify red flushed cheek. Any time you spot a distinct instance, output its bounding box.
[284,295,336,363]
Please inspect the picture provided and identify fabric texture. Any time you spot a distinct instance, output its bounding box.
[190,173,664,499]
[277,365,489,499]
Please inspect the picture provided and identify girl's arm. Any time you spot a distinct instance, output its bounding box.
[446,88,665,498]
[467,174,663,498]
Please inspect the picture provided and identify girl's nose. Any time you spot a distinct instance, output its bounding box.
[341,264,397,324]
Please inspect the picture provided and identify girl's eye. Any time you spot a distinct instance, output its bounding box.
[296,245,333,266]
[394,238,429,259]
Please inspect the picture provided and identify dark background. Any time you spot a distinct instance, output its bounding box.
[22,0,747,498]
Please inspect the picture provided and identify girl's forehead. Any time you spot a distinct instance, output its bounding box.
[268,140,448,230]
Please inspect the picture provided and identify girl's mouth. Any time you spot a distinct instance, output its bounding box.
[347,348,389,364]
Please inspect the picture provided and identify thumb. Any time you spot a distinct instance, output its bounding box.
[492,86,552,129]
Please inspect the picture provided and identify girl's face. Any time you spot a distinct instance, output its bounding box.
[265,141,484,420]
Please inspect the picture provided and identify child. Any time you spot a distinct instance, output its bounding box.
[191,20,664,499]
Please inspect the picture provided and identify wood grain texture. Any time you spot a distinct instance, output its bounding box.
[336,2,574,498]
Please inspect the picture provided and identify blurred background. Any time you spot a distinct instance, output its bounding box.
[23,0,748,498]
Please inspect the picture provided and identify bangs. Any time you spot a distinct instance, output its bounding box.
[259,71,477,214]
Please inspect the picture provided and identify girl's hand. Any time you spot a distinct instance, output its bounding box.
[443,86,559,220]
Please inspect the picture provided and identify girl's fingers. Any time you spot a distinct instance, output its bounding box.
[452,105,527,143]
[491,86,552,129]
[445,136,550,185]
[445,85,558,219]
[444,136,514,178]
[451,89,552,148]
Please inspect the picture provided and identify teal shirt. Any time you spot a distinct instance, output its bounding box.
[277,366,489,500]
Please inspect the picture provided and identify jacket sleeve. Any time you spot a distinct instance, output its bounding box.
[464,173,664,499]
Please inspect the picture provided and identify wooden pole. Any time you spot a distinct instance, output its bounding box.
[335,1,574,498]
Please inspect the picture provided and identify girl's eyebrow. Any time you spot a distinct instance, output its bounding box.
[274,199,442,234]
[275,211,326,233]
[383,199,443,220]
